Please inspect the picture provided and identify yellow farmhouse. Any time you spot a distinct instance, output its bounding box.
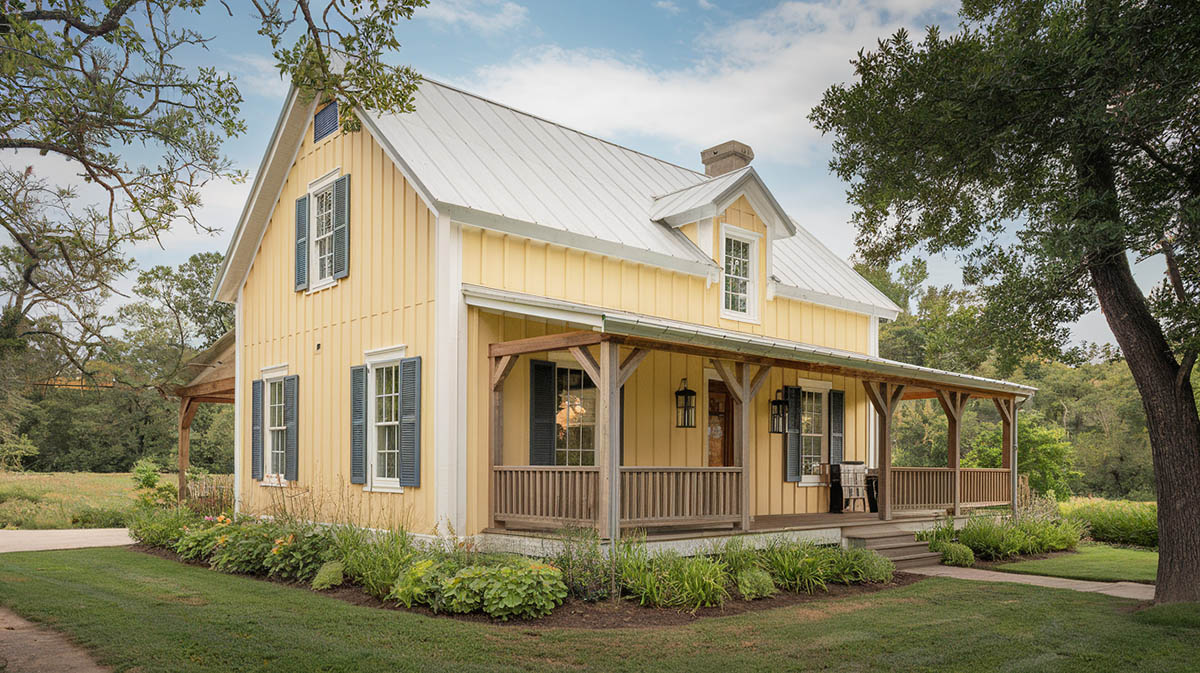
[212,80,1034,557]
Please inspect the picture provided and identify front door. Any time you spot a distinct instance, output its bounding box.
[707,381,734,467]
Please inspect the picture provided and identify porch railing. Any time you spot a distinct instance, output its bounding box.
[492,466,599,527]
[960,468,1011,507]
[891,467,954,510]
[619,467,742,528]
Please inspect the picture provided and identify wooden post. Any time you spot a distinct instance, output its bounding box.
[597,340,621,540]
[488,354,517,530]
[993,397,1016,514]
[178,397,199,501]
[736,363,751,531]
[936,390,970,517]
[863,381,905,521]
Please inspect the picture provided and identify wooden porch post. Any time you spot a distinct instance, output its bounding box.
[178,397,199,501]
[488,354,518,530]
[993,396,1018,515]
[863,381,905,521]
[936,390,970,517]
[597,340,621,540]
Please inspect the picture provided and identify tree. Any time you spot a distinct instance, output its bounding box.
[811,0,1200,602]
[2,0,426,374]
[964,410,1079,500]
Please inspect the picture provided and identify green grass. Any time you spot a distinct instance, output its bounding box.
[0,471,138,529]
[993,544,1158,584]
[2,547,1198,672]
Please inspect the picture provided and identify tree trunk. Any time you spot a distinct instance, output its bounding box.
[1090,252,1200,604]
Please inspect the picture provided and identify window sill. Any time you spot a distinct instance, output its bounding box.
[260,477,287,488]
[793,478,825,488]
[720,309,761,325]
[363,484,405,494]
[305,278,338,296]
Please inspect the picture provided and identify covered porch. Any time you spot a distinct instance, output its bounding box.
[484,320,1030,540]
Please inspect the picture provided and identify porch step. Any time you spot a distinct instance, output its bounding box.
[889,551,943,570]
[845,527,942,570]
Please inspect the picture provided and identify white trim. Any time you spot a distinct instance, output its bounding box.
[697,217,715,260]
[306,169,342,293]
[435,213,465,531]
[234,287,244,514]
[454,220,470,533]
[793,376,833,392]
[720,222,761,324]
[357,109,440,218]
[867,316,880,469]
[462,284,604,328]
[365,356,405,492]
[260,363,289,379]
[262,374,288,485]
[772,282,900,321]
[365,344,407,364]
[307,167,341,191]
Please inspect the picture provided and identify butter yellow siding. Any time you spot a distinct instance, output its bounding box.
[464,309,872,533]
[238,123,439,532]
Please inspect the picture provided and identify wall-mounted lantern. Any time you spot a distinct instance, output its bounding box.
[770,389,788,434]
[675,378,696,428]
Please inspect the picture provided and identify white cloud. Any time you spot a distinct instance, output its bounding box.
[697,0,716,9]
[419,0,528,35]
[655,1,682,14]
[227,54,289,101]
[463,0,950,165]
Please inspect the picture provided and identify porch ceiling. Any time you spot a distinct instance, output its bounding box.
[467,284,1035,400]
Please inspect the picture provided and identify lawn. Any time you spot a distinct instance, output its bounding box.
[0,471,137,529]
[993,543,1159,584]
[2,547,1199,672]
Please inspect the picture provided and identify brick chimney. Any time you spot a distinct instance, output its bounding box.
[700,140,754,177]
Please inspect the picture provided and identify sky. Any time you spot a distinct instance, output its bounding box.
[6,0,1167,345]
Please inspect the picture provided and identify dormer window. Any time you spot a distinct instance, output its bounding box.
[721,223,759,321]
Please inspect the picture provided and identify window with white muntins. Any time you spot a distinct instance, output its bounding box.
[312,183,335,285]
[721,224,758,321]
[799,389,826,478]
[374,363,401,483]
[267,378,287,480]
[555,366,596,466]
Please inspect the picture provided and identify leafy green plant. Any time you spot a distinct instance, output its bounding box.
[550,527,611,601]
[441,566,491,614]
[1061,498,1157,548]
[957,516,1026,561]
[759,540,829,594]
[823,547,880,585]
[388,558,439,608]
[209,522,281,575]
[710,537,759,576]
[262,524,335,582]
[480,562,568,621]
[70,505,128,528]
[916,517,956,545]
[734,567,776,600]
[312,561,346,591]
[175,521,229,561]
[333,526,418,599]
[131,458,162,489]
[930,540,975,567]
[667,555,730,611]
[615,539,674,608]
[127,506,199,548]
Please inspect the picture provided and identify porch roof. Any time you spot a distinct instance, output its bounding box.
[464,284,1036,399]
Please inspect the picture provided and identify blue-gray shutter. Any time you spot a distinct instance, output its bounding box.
[314,101,338,142]
[332,174,350,279]
[251,379,264,481]
[829,390,845,465]
[350,365,367,484]
[294,195,309,291]
[784,385,802,482]
[529,360,556,466]
[398,356,421,487]
[284,375,299,482]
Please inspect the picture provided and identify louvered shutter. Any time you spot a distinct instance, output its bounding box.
[314,101,338,142]
[295,195,309,291]
[251,379,264,481]
[529,360,557,466]
[332,174,350,279]
[829,390,845,465]
[350,365,367,485]
[398,357,421,487]
[284,375,299,482]
[784,385,802,482]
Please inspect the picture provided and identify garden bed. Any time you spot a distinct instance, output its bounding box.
[130,542,923,629]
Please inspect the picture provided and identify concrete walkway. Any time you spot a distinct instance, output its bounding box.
[0,528,134,554]
[908,565,1154,601]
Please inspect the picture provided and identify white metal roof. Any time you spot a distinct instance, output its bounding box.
[216,78,902,318]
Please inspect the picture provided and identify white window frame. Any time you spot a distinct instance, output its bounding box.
[792,377,832,486]
[364,345,407,493]
[261,363,289,486]
[307,169,341,293]
[720,223,761,323]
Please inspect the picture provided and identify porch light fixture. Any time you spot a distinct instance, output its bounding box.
[770,389,788,434]
[675,378,696,428]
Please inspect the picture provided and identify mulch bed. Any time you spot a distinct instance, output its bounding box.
[128,544,925,629]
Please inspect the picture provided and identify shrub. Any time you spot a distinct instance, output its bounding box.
[1061,498,1157,548]
[334,527,418,599]
[1016,517,1083,554]
[735,567,776,600]
[70,506,127,528]
[127,506,198,548]
[824,547,893,585]
[550,527,611,601]
[759,541,829,594]
[262,524,335,582]
[916,517,956,545]
[930,540,975,567]
[312,561,346,590]
[957,516,1026,560]
[388,558,440,608]
[131,458,162,489]
[175,518,233,561]
[480,562,568,620]
[710,537,759,576]
[210,522,281,575]
[667,555,729,611]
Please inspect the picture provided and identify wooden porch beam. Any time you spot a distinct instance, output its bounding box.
[568,346,601,386]
[488,330,602,357]
[597,341,621,540]
[491,354,518,391]
[863,380,905,521]
[736,363,751,531]
[994,397,1018,514]
[747,365,772,401]
[175,376,235,399]
[617,348,649,388]
[710,359,743,403]
[178,396,199,501]
[936,390,971,516]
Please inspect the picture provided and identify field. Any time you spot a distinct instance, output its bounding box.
[993,543,1158,584]
[1061,497,1158,548]
[0,472,137,529]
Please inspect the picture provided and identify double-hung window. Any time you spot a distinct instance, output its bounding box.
[372,362,401,486]
[554,367,596,466]
[312,184,335,285]
[798,389,825,478]
[358,345,421,491]
[784,379,833,484]
[266,378,287,482]
[721,224,759,321]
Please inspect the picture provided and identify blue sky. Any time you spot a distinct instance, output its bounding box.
[13,0,1162,344]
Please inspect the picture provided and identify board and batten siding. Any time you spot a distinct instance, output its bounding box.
[462,195,873,533]
[238,119,438,532]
